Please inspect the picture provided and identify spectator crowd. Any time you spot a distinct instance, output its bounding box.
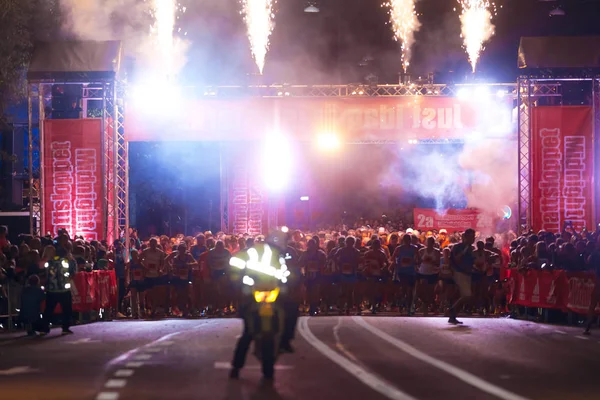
[1,220,600,334]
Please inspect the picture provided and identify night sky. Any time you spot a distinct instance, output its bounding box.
[178,0,600,86]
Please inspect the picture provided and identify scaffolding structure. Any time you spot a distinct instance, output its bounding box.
[26,81,128,245]
[516,77,600,233]
[213,82,517,232]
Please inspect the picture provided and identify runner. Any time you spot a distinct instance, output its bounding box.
[417,237,440,316]
[335,236,361,315]
[363,239,389,314]
[448,228,476,324]
[299,238,326,315]
[166,243,196,317]
[391,234,419,316]
[206,240,232,316]
[140,238,166,317]
[128,249,146,318]
[583,235,600,335]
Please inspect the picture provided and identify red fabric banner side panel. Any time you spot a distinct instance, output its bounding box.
[530,107,594,233]
[43,119,104,240]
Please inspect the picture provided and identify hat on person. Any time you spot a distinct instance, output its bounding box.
[439,229,448,234]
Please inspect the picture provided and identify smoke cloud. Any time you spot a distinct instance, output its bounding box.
[59,0,189,79]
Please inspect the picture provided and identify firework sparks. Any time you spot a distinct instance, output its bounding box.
[457,0,497,72]
[383,0,421,73]
[149,0,177,78]
[241,0,275,75]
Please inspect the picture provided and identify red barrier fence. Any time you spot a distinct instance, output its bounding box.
[507,269,600,314]
[71,270,117,312]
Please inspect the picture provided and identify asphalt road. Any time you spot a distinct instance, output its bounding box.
[1,316,599,400]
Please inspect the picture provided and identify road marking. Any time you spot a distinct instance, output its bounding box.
[144,348,163,353]
[0,366,40,376]
[96,392,119,400]
[298,317,416,400]
[132,354,152,361]
[154,341,174,346]
[575,335,589,340]
[124,362,144,368]
[214,361,294,370]
[333,317,360,363]
[114,369,135,377]
[353,317,531,400]
[554,330,567,335]
[104,379,127,389]
[67,338,100,344]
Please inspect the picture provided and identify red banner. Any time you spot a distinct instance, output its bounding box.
[531,106,594,233]
[507,269,566,309]
[224,145,270,235]
[46,271,117,313]
[413,208,494,232]
[565,272,600,314]
[127,96,511,142]
[92,270,118,309]
[507,269,600,314]
[71,272,96,312]
[43,119,103,240]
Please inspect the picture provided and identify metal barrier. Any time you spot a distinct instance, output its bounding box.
[0,282,17,331]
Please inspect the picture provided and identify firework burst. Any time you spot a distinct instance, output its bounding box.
[383,0,421,73]
[241,0,276,75]
[456,0,497,72]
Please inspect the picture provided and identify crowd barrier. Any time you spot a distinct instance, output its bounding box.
[506,269,600,314]
[70,270,118,312]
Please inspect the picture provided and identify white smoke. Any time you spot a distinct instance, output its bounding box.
[59,0,189,79]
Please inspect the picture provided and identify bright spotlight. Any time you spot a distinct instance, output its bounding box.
[473,86,491,100]
[496,89,507,98]
[130,83,181,113]
[456,87,470,99]
[317,133,340,151]
[300,196,310,201]
[281,226,289,233]
[262,131,293,192]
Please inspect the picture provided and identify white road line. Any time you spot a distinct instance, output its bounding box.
[144,348,163,353]
[104,379,127,389]
[352,317,531,400]
[554,330,567,335]
[332,317,360,363]
[297,317,416,400]
[124,362,145,368]
[114,369,135,377]
[213,361,294,370]
[575,336,589,340]
[132,354,152,361]
[96,392,119,400]
[107,332,182,367]
[154,341,174,346]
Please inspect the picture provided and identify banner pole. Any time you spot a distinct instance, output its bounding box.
[38,84,46,236]
[27,84,33,235]
[101,84,108,241]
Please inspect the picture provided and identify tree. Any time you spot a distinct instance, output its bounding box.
[0,0,61,124]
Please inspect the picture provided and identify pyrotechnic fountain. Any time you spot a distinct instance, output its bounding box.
[457,0,497,73]
[241,0,276,75]
[383,0,421,73]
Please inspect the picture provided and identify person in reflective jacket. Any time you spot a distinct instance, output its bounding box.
[228,233,291,383]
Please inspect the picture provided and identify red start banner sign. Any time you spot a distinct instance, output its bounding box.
[43,119,103,240]
[530,106,594,233]
[413,208,494,232]
[127,96,510,142]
